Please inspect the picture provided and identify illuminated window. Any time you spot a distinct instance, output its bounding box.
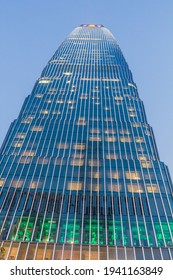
[52,111,61,115]
[12,179,23,188]
[67,100,74,104]
[128,83,137,89]
[38,157,49,164]
[107,171,119,179]
[104,107,110,111]
[70,159,84,166]
[29,181,37,189]
[105,136,116,142]
[114,96,123,100]
[89,136,101,141]
[38,78,51,84]
[54,158,66,165]
[13,142,22,148]
[129,113,136,117]
[120,129,130,135]
[108,184,121,192]
[128,107,135,112]
[135,137,144,143]
[73,143,85,150]
[127,184,143,193]
[80,94,88,99]
[92,184,100,191]
[0,179,4,187]
[40,110,49,114]
[72,153,84,159]
[89,172,100,179]
[68,182,82,190]
[22,151,35,156]
[31,126,43,132]
[138,156,148,161]
[88,159,100,167]
[57,143,69,149]
[35,94,43,98]
[126,172,141,180]
[133,122,140,128]
[120,137,131,143]
[105,129,115,134]
[56,100,64,104]
[16,133,26,139]
[141,161,152,168]
[147,184,159,193]
[76,118,86,125]
[106,154,118,160]
[64,72,72,75]
[46,100,52,104]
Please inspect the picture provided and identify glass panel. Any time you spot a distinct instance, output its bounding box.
[26,243,37,260]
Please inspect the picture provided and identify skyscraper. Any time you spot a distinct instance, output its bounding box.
[0,24,173,260]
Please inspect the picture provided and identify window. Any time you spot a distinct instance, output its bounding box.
[22,151,35,156]
[135,137,144,143]
[68,182,82,190]
[106,154,118,160]
[31,126,43,132]
[35,94,43,98]
[90,128,100,133]
[108,184,121,192]
[127,184,143,193]
[120,137,131,143]
[11,179,23,188]
[76,118,86,126]
[40,110,49,114]
[107,171,119,179]
[56,100,64,104]
[147,184,159,193]
[0,179,4,187]
[88,159,100,167]
[57,143,69,149]
[105,129,116,134]
[89,136,101,141]
[105,136,116,142]
[16,133,26,139]
[126,172,141,180]
[70,159,84,166]
[13,142,22,148]
[141,161,152,168]
[73,143,85,150]
[38,78,51,84]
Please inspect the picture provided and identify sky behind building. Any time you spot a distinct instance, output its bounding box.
[0,0,173,176]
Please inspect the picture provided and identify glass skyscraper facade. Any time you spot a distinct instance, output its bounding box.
[0,24,173,260]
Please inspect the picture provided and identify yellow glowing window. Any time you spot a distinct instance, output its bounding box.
[105,129,116,134]
[57,143,69,149]
[92,184,100,191]
[129,113,136,117]
[46,100,52,104]
[120,137,131,143]
[22,151,35,156]
[73,144,85,150]
[126,172,141,180]
[16,133,26,139]
[127,184,143,193]
[139,156,148,161]
[104,107,110,111]
[56,100,64,104]
[147,184,159,193]
[38,79,50,84]
[91,172,100,179]
[31,126,43,132]
[40,110,49,114]
[68,182,82,190]
[108,184,121,192]
[12,179,23,188]
[141,161,152,168]
[35,93,43,98]
[120,129,130,135]
[133,122,140,127]
[105,136,116,142]
[13,142,22,148]
[29,181,37,189]
[108,171,119,179]
[135,137,144,143]
[88,159,100,167]
[90,128,100,133]
[106,154,118,160]
[76,120,86,125]
[89,136,101,141]
[0,179,4,187]
[114,96,123,100]
[128,107,135,112]
[70,159,84,166]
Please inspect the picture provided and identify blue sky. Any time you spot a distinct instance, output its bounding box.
[0,0,173,176]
